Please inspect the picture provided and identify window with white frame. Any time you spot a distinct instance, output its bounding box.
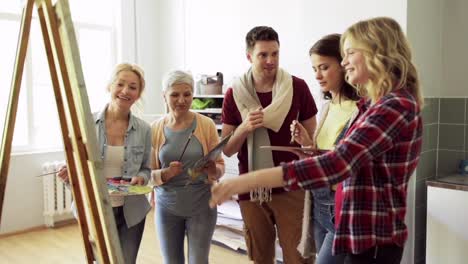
[0,0,123,152]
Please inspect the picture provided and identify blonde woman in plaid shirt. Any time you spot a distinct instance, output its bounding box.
[210,17,423,264]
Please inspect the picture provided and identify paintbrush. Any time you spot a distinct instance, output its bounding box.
[178,128,196,161]
[36,170,60,177]
[290,112,300,144]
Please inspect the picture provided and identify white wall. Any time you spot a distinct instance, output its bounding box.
[141,0,185,115]
[134,0,161,115]
[442,0,468,97]
[0,151,64,234]
[407,0,443,98]
[408,0,468,98]
[182,0,407,103]
[301,0,407,101]
[184,0,308,88]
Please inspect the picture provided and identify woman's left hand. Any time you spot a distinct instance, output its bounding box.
[202,160,219,183]
[129,176,145,185]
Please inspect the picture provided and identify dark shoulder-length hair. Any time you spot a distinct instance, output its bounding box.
[309,34,359,102]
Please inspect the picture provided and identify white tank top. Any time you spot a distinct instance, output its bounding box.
[104,145,125,207]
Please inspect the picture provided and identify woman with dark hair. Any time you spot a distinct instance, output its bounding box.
[293,34,359,264]
[310,34,359,102]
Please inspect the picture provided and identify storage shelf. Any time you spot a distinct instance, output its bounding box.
[192,108,222,114]
[193,94,224,99]
[192,94,224,131]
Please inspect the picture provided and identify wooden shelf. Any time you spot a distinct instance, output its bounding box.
[193,94,224,99]
[192,108,222,114]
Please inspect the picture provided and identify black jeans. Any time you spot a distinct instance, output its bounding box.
[344,244,403,264]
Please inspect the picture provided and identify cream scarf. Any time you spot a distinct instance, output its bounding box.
[232,68,293,202]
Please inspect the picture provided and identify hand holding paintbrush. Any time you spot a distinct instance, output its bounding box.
[178,128,195,161]
[290,112,300,144]
[290,113,314,146]
[159,129,194,183]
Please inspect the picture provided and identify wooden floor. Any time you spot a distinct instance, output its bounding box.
[0,210,250,264]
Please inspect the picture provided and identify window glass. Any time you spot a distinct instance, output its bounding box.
[0,1,121,152]
[0,19,28,147]
[31,22,62,150]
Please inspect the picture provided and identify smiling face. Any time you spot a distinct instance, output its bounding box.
[310,54,344,95]
[109,70,141,110]
[164,83,193,115]
[341,38,370,85]
[247,40,279,81]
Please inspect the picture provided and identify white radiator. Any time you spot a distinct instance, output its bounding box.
[42,161,74,227]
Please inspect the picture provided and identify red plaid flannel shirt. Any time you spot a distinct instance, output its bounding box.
[282,89,422,255]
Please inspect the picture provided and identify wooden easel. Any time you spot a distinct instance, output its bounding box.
[0,0,124,263]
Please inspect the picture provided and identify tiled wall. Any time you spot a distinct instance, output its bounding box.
[438,98,468,176]
[414,97,468,264]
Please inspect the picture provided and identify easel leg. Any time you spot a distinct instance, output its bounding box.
[36,0,122,263]
[0,0,34,220]
[36,4,95,263]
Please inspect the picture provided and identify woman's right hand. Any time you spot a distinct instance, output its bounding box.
[162,161,183,182]
[57,165,69,184]
[290,120,313,146]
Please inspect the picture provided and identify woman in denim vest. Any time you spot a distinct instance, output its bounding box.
[58,63,152,264]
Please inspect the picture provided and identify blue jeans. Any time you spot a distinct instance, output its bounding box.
[113,206,146,264]
[155,204,217,264]
[313,189,345,264]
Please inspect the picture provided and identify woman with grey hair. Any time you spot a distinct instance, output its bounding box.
[150,70,225,263]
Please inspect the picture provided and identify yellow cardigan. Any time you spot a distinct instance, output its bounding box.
[150,112,225,172]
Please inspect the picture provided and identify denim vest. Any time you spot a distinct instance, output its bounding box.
[94,106,152,227]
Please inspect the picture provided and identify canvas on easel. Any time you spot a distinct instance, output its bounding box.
[0,0,123,263]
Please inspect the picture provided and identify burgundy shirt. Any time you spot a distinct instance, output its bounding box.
[222,76,317,200]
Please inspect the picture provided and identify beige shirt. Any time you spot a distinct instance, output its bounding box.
[104,145,125,207]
